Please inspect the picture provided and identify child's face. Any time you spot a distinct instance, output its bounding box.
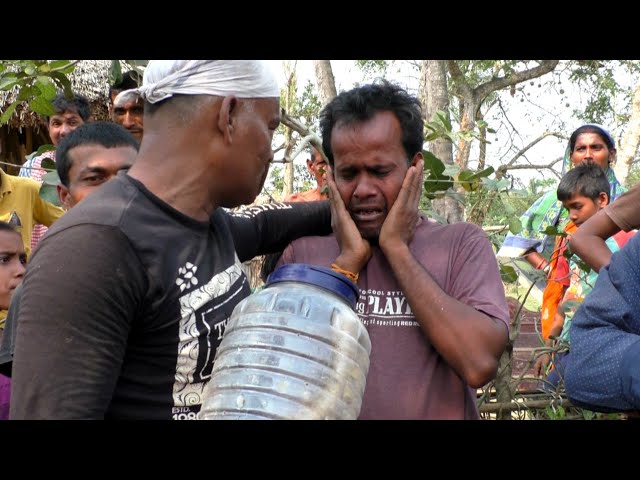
[0,231,26,310]
[562,193,608,226]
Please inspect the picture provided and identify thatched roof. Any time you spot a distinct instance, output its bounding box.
[0,60,113,130]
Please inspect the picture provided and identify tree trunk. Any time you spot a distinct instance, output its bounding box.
[282,62,298,197]
[614,79,640,185]
[313,60,337,107]
[419,60,464,223]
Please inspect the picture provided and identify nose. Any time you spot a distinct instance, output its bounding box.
[59,123,72,138]
[352,177,376,200]
[122,112,135,128]
[14,261,26,279]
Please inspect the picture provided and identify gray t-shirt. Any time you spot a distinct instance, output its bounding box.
[278,216,510,419]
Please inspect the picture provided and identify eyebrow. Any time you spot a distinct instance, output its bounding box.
[76,164,132,177]
[0,250,22,256]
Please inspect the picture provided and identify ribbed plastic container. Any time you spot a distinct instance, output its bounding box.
[200,263,371,420]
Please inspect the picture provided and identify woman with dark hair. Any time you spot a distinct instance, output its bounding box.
[497,124,627,340]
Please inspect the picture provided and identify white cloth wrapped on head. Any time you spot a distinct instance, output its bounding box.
[138,60,280,104]
[113,89,142,107]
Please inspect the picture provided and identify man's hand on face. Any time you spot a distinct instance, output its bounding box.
[326,166,371,273]
[379,159,424,253]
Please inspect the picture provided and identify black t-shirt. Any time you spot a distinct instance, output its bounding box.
[10,173,330,419]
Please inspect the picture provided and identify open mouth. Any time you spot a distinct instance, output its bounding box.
[352,208,384,223]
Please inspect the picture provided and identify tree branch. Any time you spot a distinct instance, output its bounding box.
[475,60,560,100]
[280,109,328,163]
[504,132,568,167]
[500,156,564,174]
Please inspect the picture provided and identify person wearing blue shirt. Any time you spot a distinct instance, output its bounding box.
[564,233,640,412]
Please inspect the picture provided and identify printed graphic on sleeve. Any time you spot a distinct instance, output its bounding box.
[172,254,249,418]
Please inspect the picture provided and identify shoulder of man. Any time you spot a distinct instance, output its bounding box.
[416,216,486,240]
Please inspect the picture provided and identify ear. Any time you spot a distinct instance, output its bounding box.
[598,191,610,208]
[57,185,73,210]
[410,151,423,167]
[217,95,238,145]
[306,159,314,173]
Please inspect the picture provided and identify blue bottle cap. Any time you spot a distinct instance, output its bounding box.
[267,263,359,309]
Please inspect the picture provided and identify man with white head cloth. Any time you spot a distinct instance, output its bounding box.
[10,60,333,419]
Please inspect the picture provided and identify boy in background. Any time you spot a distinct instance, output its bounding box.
[534,162,632,391]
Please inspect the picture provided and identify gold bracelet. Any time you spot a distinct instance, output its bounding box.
[331,263,359,283]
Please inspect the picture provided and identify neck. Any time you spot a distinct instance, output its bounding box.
[128,130,218,222]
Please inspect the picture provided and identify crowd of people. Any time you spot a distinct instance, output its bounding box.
[0,60,638,419]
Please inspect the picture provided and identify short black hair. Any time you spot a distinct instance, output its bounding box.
[0,221,20,236]
[319,79,424,166]
[557,161,611,203]
[109,70,142,102]
[46,92,91,123]
[56,121,139,187]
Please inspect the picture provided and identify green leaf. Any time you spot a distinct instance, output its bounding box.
[29,95,56,116]
[544,225,567,237]
[0,101,18,124]
[109,60,123,86]
[49,72,73,98]
[424,132,441,142]
[508,217,522,234]
[48,60,76,74]
[24,64,36,76]
[39,171,62,206]
[487,128,497,134]
[41,170,60,186]
[423,151,446,177]
[468,166,495,180]
[36,76,58,101]
[435,111,452,132]
[503,203,515,215]
[458,170,480,192]
[442,164,461,177]
[0,76,20,91]
[35,144,55,156]
[40,157,56,171]
[500,265,518,283]
[495,178,511,190]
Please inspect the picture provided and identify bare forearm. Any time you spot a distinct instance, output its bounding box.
[525,250,547,270]
[382,242,508,388]
[569,210,621,272]
[569,234,613,273]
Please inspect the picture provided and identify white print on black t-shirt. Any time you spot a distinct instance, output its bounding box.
[230,202,293,219]
[356,289,419,327]
[176,262,198,292]
[171,254,246,416]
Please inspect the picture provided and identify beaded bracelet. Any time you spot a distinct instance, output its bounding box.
[331,263,359,283]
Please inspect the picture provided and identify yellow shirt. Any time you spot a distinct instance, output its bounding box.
[0,168,65,257]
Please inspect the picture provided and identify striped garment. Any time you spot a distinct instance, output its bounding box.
[18,149,56,251]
